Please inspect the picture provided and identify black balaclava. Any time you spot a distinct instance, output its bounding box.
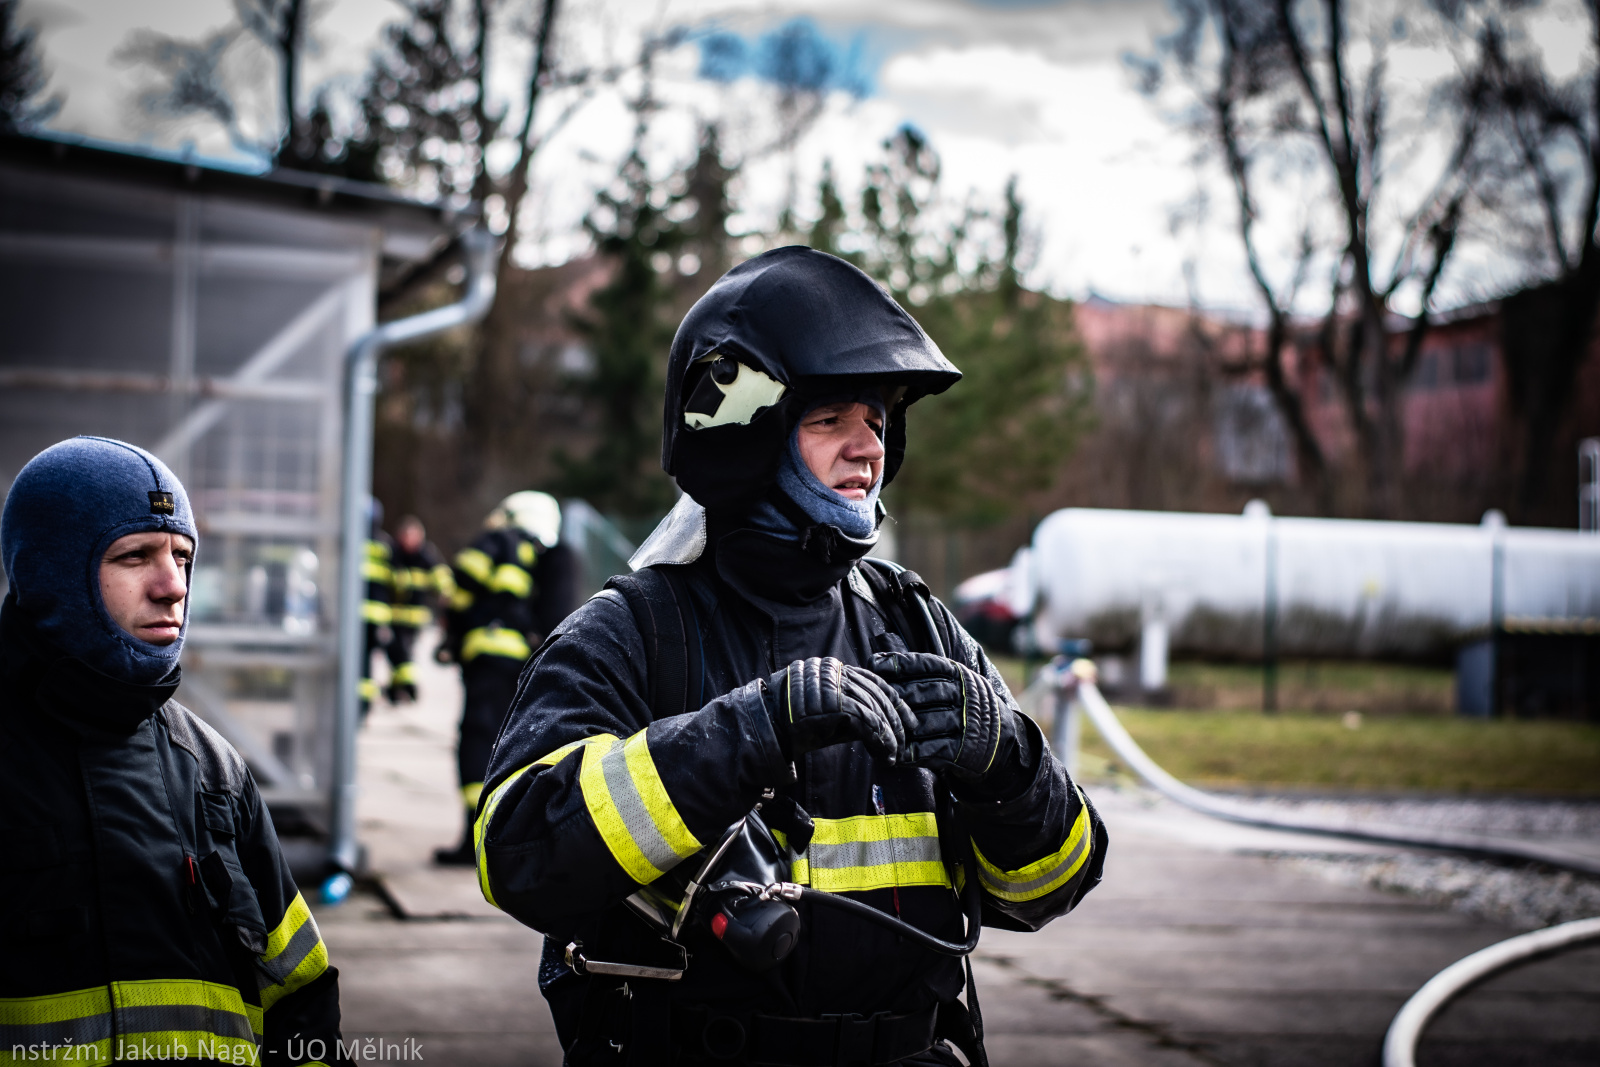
[1,436,197,685]
[662,246,961,514]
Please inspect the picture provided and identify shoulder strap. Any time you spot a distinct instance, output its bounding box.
[603,567,703,719]
[857,558,949,657]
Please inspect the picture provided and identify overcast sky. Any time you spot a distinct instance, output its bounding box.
[16,0,1593,312]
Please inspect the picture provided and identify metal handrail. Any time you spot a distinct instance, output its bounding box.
[328,229,499,880]
[1381,916,1600,1067]
[1041,661,1600,877]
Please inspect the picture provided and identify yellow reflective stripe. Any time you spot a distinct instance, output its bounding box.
[433,564,456,597]
[473,736,613,907]
[362,559,393,582]
[361,601,391,625]
[488,562,533,597]
[391,604,432,626]
[392,661,419,684]
[517,540,536,566]
[461,625,530,662]
[795,813,949,892]
[365,540,390,559]
[578,731,702,884]
[259,892,329,1011]
[973,797,1093,903]
[449,588,474,611]
[461,782,484,809]
[455,547,493,585]
[359,679,379,702]
[0,982,267,1063]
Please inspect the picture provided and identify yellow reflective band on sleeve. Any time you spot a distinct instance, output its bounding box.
[792,813,949,893]
[973,796,1093,903]
[258,891,329,1011]
[461,782,484,809]
[461,625,531,663]
[473,736,616,907]
[433,564,456,597]
[449,588,474,612]
[517,540,536,566]
[578,731,702,885]
[455,547,494,586]
[361,601,392,625]
[362,559,393,583]
[488,563,532,597]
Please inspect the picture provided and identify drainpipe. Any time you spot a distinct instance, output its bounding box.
[329,227,498,880]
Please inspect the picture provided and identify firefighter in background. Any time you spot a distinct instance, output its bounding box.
[386,514,451,704]
[434,491,579,865]
[360,498,394,717]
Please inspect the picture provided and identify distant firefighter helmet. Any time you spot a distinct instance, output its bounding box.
[489,491,561,548]
[662,246,961,510]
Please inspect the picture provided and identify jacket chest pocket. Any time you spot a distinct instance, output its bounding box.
[195,791,269,955]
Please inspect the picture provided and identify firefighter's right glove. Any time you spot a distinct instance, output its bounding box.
[870,652,1017,785]
[765,657,916,764]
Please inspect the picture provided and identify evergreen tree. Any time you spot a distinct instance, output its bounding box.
[552,127,691,518]
[0,0,60,133]
[818,132,1091,524]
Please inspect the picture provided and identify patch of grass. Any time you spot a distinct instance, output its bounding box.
[1165,659,1456,716]
[1078,707,1600,796]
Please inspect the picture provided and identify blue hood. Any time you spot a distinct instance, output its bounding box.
[1,436,198,683]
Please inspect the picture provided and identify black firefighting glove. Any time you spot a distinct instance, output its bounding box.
[765,657,917,764]
[870,651,1019,786]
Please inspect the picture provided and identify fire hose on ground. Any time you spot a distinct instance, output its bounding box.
[1026,657,1600,1067]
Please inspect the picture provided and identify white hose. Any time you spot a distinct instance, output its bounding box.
[1030,665,1600,1065]
[1043,669,1600,877]
[1381,916,1600,1067]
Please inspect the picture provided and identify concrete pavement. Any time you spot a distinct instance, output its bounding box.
[309,640,1600,1066]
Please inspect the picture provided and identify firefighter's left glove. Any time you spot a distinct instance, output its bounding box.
[871,652,1018,785]
[766,657,917,765]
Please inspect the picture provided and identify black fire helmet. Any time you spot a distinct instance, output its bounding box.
[663,246,962,510]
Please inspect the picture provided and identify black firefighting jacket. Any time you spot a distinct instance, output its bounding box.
[362,531,394,629]
[476,523,1106,1059]
[445,527,542,665]
[389,542,450,630]
[0,611,345,1066]
[446,530,580,666]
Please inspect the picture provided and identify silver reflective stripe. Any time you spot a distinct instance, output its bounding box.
[598,741,681,873]
[0,1014,112,1048]
[119,1004,257,1042]
[258,913,321,988]
[809,835,943,871]
[978,830,1090,897]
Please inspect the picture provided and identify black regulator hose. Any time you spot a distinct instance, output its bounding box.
[795,868,983,957]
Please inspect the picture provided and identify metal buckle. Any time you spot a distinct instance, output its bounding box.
[565,940,687,981]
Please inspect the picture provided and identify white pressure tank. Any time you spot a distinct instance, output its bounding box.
[1029,505,1600,660]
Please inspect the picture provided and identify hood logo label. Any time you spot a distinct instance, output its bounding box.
[148,491,176,515]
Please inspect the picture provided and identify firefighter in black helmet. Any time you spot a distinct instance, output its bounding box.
[475,248,1107,1065]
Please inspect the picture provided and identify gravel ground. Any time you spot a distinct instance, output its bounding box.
[1214,794,1600,930]
[1216,793,1600,838]
[1267,850,1600,929]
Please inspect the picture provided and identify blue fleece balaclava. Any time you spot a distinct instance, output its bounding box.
[1,436,197,683]
[751,392,887,540]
